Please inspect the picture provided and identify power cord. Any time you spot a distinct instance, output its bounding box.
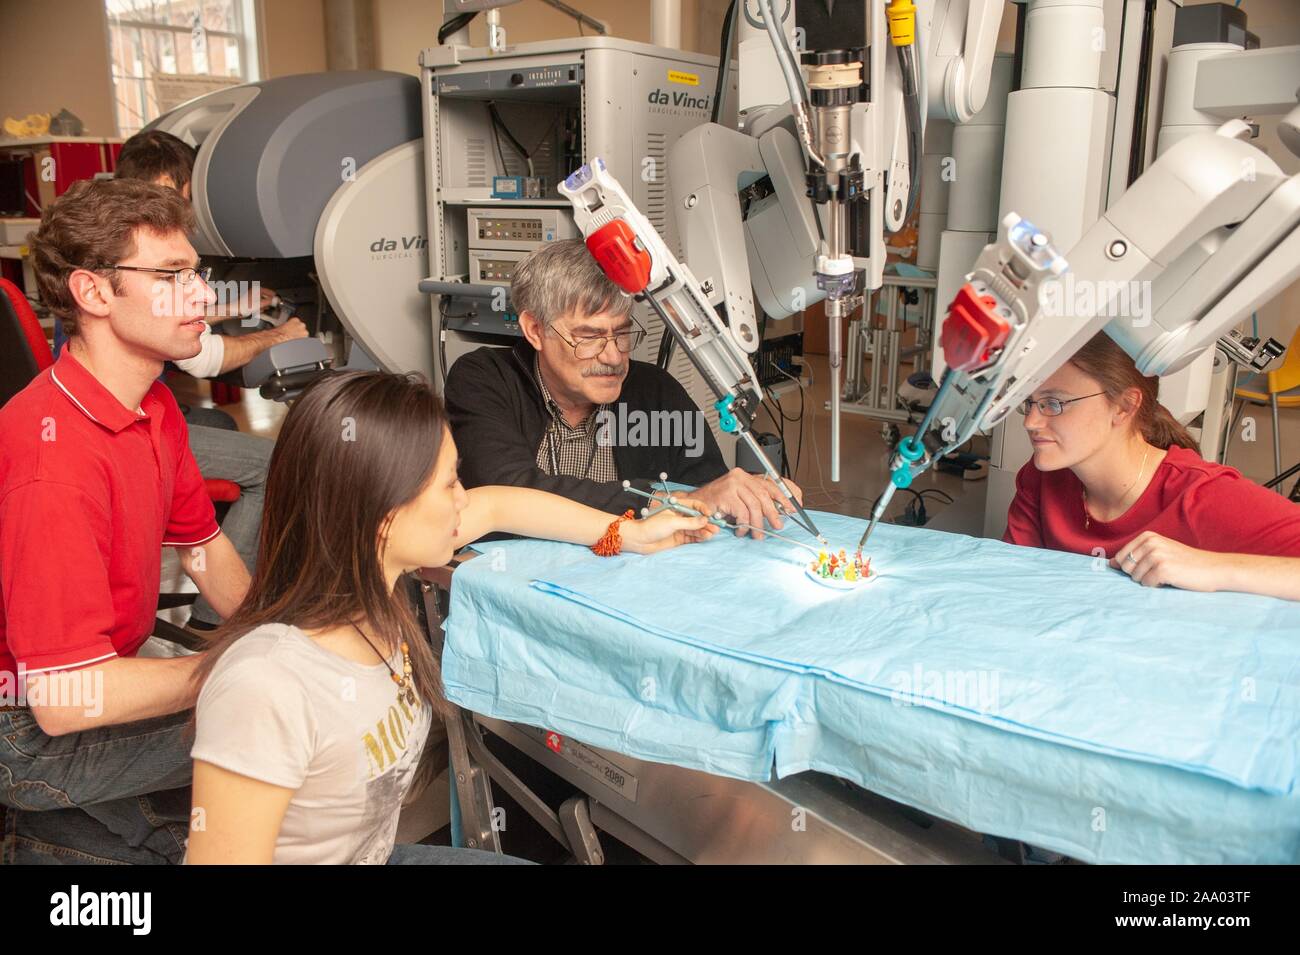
[767,358,807,479]
[864,487,954,528]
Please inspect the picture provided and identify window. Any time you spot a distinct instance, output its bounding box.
[105,0,261,136]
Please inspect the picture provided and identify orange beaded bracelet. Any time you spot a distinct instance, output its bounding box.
[591,509,636,557]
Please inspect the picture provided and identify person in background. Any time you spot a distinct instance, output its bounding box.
[186,371,715,864]
[115,128,307,631]
[1005,332,1300,601]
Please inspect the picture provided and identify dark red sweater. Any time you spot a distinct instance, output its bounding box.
[1004,445,1300,558]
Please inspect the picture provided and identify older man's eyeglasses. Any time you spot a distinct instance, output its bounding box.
[96,264,214,286]
[549,320,646,360]
[1016,392,1105,417]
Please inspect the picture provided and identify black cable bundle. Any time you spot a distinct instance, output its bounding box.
[438,12,476,45]
[711,1,740,125]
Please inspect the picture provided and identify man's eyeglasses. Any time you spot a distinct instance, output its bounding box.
[549,320,646,360]
[1016,392,1106,417]
[95,264,213,286]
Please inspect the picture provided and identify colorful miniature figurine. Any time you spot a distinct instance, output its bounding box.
[808,548,871,583]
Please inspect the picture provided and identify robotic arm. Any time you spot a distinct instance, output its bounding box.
[560,6,1296,559]
[559,158,827,544]
[670,0,1006,483]
[858,119,1300,549]
[928,0,1004,123]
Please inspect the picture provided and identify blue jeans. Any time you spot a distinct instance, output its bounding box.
[0,708,193,864]
[185,424,273,626]
[386,844,534,865]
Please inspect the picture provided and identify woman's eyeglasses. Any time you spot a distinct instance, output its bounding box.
[1016,392,1105,417]
[96,264,214,286]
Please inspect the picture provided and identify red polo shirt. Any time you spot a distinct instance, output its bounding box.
[1004,444,1300,558]
[0,351,219,676]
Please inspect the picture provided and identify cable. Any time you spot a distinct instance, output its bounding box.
[488,102,534,178]
[916,488,954,504]
[895,44,923,222]
[761,400,791,478]
[767,388,805,481]
[488,103,529,170]
[768,392,792,478]
[792,373,805,478]
[489,113,509,176]
[900,487,937,526]
[768,390,800,422]
[711,0,739,125]
[754,0,829,239]
[438,11,476,45]
[529,113,562,161]
[1222,396,1246,466]
[757,0,825,168]
[437,296,452,388]
[915,6,928,139]
[883,0,923,222]
[758,0,806,110]
[767,358,807,482]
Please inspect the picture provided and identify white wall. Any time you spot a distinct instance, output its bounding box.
[0,0,116,136]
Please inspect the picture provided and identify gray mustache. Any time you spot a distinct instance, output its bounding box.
[582,362,627,377]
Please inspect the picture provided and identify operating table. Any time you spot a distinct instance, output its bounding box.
[421,509,1300,865]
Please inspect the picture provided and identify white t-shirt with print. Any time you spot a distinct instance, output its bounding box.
[191,623,432,864]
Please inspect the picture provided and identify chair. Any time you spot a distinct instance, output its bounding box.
[0,278,239,648]
[0,279,49,407]
[1233,322,1300,485]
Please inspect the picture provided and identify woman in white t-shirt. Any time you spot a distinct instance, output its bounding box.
[186,370,715,864]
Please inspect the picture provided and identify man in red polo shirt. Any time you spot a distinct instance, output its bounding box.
[0,178,250,863]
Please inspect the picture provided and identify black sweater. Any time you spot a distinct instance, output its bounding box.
[444,341,727,514]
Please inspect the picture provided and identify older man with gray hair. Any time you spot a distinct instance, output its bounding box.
[444,239,802,536]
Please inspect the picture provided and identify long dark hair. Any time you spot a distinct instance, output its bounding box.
[194,371,447,706]
[1069,333,1200,453]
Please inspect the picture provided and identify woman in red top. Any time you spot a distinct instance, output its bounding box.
[1004,333,1300,601]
